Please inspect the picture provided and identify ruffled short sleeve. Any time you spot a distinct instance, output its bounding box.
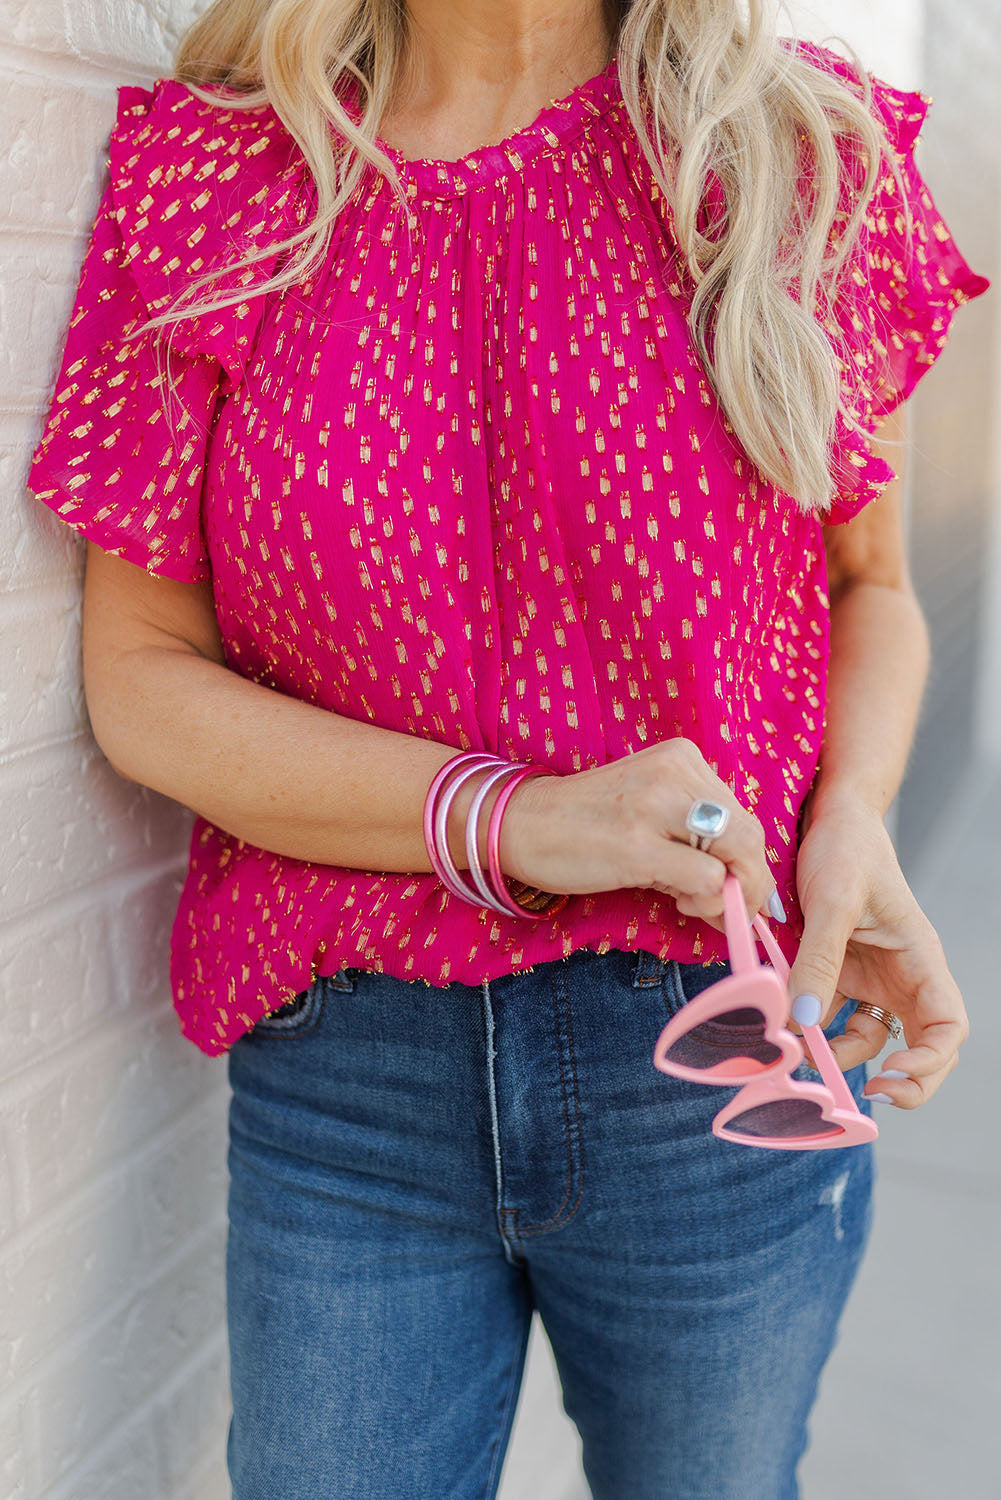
[27,80,304,581]
[793,41,991,524]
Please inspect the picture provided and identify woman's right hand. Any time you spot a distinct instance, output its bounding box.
[498,738,777,931]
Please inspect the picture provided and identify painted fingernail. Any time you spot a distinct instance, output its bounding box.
[792,992,823,1026]
[877,1069,909,1079]
[867,1092,895,1104]
[769,889,787,923]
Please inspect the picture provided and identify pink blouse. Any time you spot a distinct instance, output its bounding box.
[28,41,989,1056]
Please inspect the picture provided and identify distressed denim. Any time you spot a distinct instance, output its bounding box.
[225,947,875,1499]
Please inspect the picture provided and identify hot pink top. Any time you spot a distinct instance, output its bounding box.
[29,41,989,1056]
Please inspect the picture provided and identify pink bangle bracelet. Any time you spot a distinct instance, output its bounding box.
[422,751,564,919]
[464,761,535,916]
[487,765,558,919]
[436,758,519,914]
[425,753,498,905]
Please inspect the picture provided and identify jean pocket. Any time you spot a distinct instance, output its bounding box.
[661,959,739,1034]
[664,959,731,1009]
[249,970,352,1038]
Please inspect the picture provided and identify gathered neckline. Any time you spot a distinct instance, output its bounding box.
[339,52,622,199]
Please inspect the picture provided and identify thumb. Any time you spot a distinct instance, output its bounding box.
[786,895,853,1038]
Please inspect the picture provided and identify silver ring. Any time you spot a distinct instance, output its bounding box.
[853,1000,903,1040]
[685,798,730,852]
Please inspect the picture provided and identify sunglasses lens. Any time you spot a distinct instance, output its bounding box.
[726,1098,844,1140]
[664,1007,783,1074]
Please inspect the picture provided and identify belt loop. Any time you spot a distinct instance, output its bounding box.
[324,966,357,993]
[631,948,669,987]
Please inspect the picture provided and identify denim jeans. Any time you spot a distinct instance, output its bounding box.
[225,947,875,1500]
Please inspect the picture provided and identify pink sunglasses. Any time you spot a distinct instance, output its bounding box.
[652,874,879,1150]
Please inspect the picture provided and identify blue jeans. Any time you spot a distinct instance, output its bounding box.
[225,947,875,1499]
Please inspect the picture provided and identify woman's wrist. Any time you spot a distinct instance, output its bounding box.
[430,755,566,918]
[800,776,887,840]
[496,769,557,887]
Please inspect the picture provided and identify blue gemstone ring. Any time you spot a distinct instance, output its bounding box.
[685,798,730,851]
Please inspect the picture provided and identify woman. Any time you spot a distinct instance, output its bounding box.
[28,0,985,1495]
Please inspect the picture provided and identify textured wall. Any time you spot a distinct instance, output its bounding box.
[0,6,233,1500]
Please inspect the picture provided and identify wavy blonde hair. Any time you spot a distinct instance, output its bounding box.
[164,0,906,515]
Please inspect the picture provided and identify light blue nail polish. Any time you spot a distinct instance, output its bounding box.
[878,1068,909,1079]
[792,992,823,1026]
[867,1092,894,1104]
[769,889,787,923]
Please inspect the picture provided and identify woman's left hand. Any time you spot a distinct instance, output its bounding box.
[785,790,970,1110]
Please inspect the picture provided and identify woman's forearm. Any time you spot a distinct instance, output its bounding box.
[96,585,930,880]
[92,643,503,873]
[805,579,931,825]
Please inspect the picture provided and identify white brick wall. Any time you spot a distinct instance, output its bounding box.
[0,5,233,1499]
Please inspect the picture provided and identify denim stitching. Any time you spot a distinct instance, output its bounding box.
[482,981,520,1268]
[251,969,355,1036]
[632,948,669,987]
[325,967,357,993]
[663,961,799,1067]
[663,959,738,1021]
[662,958,685,1016]
[251,983,323,1037]
[508,963,584,1239]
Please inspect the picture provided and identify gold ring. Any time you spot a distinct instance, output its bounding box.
[853,1000,903,1040]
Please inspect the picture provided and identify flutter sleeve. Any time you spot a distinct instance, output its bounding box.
[27,80,304,581]
[794,41,991,524]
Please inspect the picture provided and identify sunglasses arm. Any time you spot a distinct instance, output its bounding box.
[749,913,861,1116]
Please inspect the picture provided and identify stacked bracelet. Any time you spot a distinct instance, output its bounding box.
[423,751,569,920]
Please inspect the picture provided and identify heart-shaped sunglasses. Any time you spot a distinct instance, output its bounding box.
[652,874,878,1150]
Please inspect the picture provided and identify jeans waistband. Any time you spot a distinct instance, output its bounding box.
[322,946,677,995]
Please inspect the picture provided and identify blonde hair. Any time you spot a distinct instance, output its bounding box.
[164,0,906,515]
